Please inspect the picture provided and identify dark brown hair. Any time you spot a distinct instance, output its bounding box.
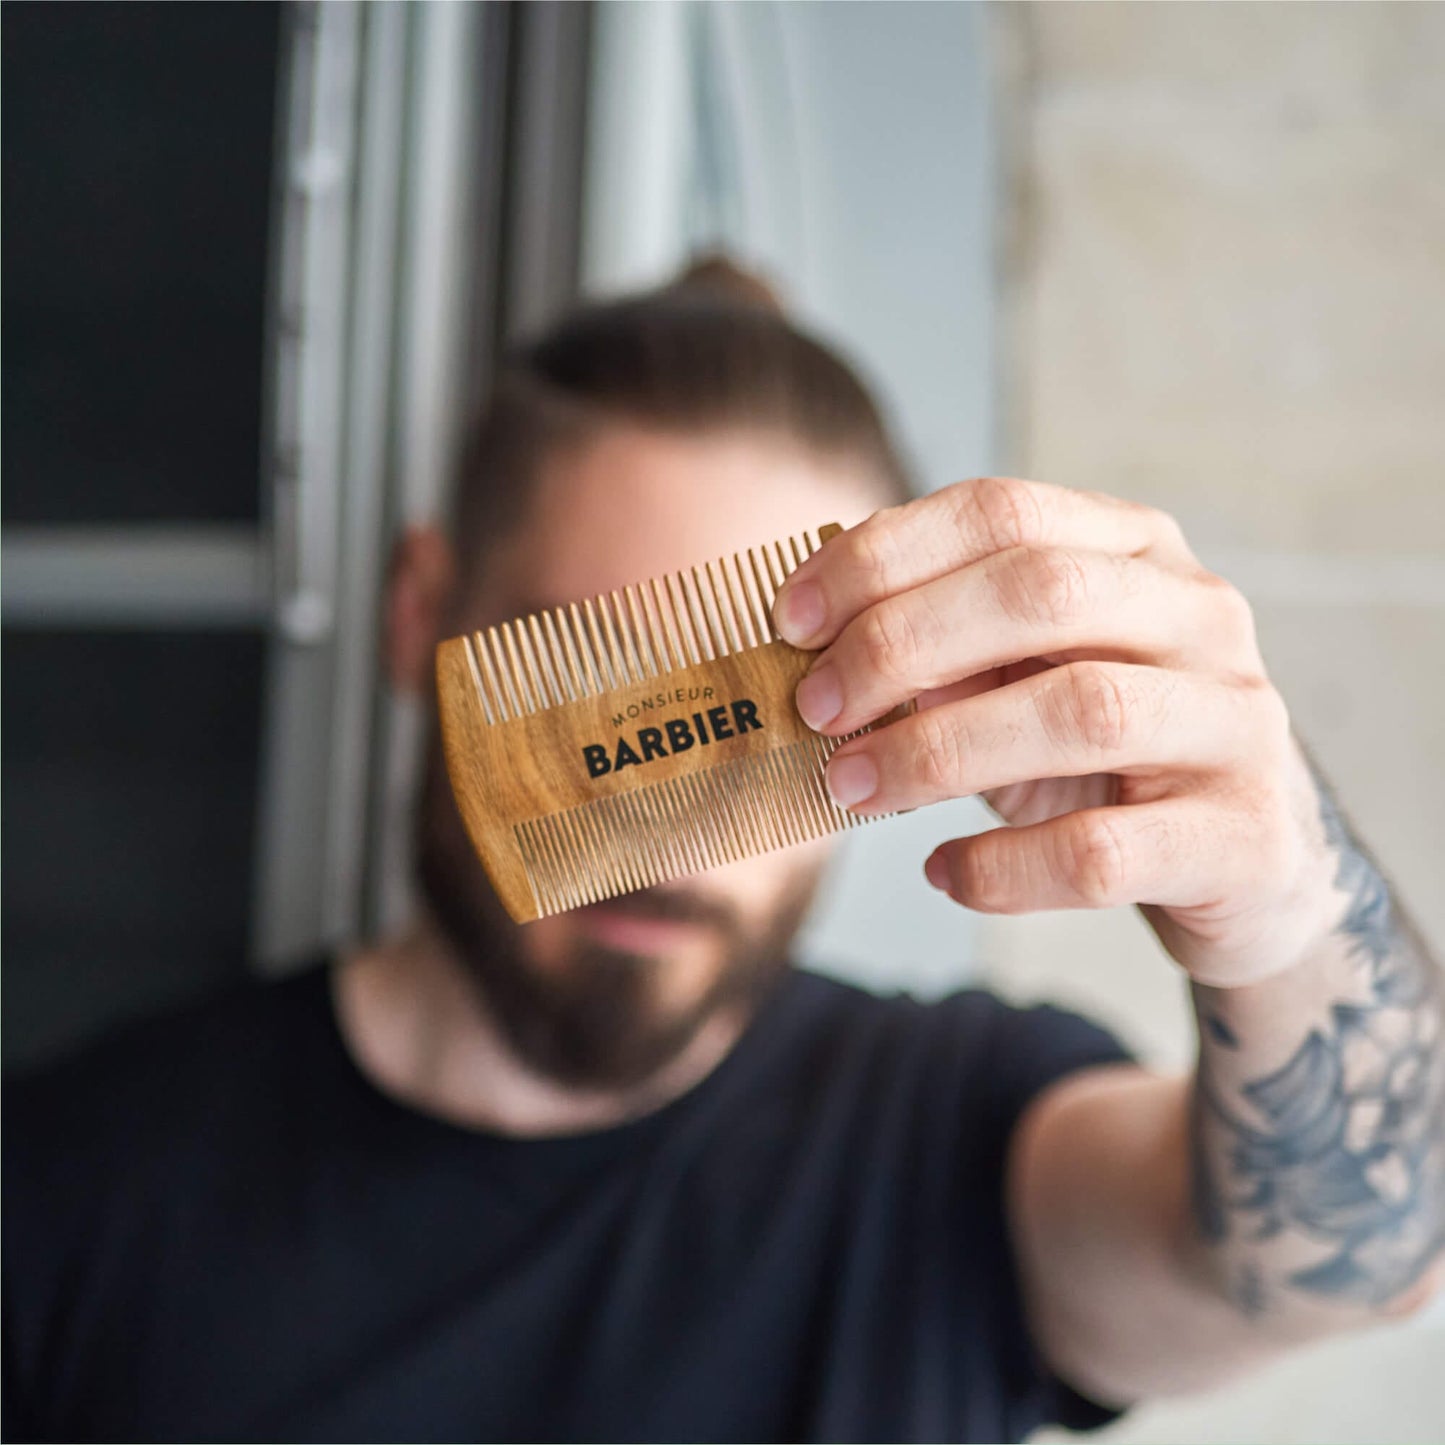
[450,256,911,564]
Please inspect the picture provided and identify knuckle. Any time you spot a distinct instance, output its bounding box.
[1139,502,1188,552]
[1056,662,1135,756]
[1198,569,1260,653]
[967,475,1046,554]
[1061,812,1131,908]
[998,547,1093,628]
[842,514,901,593]
[856,600,922,684]
[1250,675,1291,734]
[951,841,1012,913]
[911,710,965,795]
[1239,675,1293,757]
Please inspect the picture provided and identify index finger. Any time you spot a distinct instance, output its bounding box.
[773,476,1189,649]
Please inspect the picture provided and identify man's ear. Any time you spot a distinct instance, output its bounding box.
[384,525,457,696]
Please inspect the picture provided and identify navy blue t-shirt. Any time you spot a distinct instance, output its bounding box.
[4,964,1132,1442]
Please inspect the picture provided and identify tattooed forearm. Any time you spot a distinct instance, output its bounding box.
[1190,766,1445,1317]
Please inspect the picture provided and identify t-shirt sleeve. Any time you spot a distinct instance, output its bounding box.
[942,990,1137,1437]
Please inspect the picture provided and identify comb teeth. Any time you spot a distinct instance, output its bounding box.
[435,521,904,924]
[512,734,865,916]
[463,527,830,725]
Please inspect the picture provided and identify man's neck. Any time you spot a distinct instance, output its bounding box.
[331,923,748,1136]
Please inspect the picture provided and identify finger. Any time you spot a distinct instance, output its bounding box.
[923,797,1248,913]
[795,546,1261,734]
[821,661,1284,815]
[773,476,1193,649]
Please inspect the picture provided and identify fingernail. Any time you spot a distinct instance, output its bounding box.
[774,582,825,646]
[925,852,951,891]
[795,665,843,730]
[826,753,878,808]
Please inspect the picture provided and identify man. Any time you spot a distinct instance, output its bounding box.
[6,262,1442,1443]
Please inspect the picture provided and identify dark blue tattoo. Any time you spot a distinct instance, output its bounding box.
[1190,763,1444,1313]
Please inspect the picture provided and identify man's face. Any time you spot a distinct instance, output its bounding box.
[415,425,882,1088]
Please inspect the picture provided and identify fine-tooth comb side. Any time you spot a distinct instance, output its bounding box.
[436,522,900,923]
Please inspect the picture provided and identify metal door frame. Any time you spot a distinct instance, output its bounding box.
[252,0,592,971]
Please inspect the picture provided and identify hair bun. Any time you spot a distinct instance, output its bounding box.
[669,252,787,316]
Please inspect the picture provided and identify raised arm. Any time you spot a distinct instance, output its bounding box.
[1005,761,1442,1404]
[770,478,1444,1403]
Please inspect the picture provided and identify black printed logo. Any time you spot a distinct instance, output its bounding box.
[583,699,763,778]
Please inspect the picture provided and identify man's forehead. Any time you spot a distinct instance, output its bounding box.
[482,426,879,611]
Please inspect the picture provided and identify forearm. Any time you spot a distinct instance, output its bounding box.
[1189,767,1445,1328]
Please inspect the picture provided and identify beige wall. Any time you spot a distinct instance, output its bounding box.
[985,5,1445,1442]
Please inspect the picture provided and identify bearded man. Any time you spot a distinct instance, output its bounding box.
[6,262,1442,1443]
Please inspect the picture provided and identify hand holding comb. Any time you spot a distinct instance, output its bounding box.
[435,523,904,922]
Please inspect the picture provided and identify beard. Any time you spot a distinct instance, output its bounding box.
[414,735,823,1090]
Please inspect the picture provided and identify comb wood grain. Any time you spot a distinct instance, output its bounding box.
[437,523,897,922]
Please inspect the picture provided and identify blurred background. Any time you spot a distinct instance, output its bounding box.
[3,3,1442,1440]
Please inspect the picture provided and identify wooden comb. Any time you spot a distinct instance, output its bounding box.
[436,523,897,923]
